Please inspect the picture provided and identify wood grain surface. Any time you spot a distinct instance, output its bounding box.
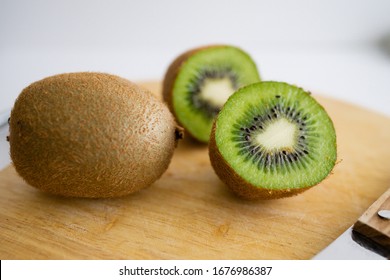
[0,81,390,260]
[353,187,390,252]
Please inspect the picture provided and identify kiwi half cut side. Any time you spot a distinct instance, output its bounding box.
[163,45,261,143]
[209,81,337,199]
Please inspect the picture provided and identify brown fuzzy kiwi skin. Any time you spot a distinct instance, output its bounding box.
[9,72,183,198]
[209,121,312,200]
[162,45,228,142]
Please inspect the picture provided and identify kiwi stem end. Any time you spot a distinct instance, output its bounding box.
[175,126,185,141]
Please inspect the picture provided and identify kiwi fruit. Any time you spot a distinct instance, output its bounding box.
[163,45,261,143]
[209,81,337,199]
[9,72,183,198]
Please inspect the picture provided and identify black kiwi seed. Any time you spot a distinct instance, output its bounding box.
[276,153,281,165]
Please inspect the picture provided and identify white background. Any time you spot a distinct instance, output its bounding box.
[1,0,390,117]
[1,0,390,170]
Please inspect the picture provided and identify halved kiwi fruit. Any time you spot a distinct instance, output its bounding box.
[209,81,337,199]
[163,45,261,143]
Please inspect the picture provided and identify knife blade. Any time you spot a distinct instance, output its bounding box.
[313,187,390,259]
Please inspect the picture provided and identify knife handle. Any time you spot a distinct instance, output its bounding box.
[353,188,390,251]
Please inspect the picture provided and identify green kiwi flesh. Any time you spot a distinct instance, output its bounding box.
[209,81,337,199]
[163,45,261,143]
[9,72,183,198]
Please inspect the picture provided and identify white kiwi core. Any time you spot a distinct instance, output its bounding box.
[254,118,297,151]
[200,78,235,107]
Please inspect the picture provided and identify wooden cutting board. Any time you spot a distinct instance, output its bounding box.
[1,81,389,260]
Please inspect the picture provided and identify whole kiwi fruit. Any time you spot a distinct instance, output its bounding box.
[9,72,183,198]
[209,81,337,200]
